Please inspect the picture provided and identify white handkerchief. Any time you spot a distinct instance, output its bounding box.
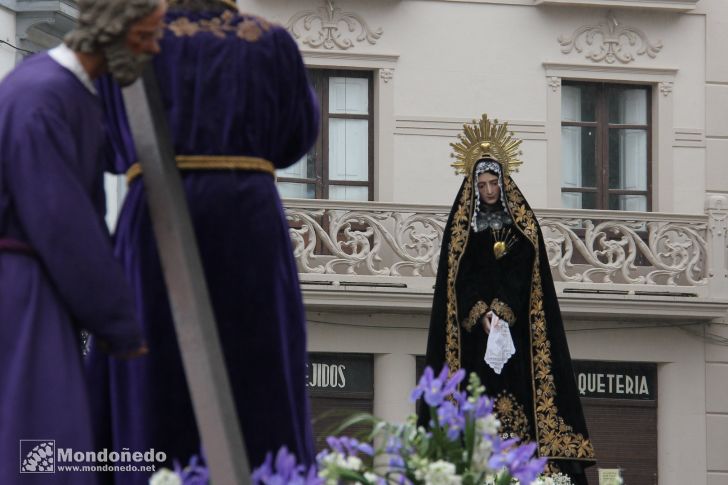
[484,315,516,374]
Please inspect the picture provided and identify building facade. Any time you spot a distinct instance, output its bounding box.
[1,0,727,483]
[240,1,728,484]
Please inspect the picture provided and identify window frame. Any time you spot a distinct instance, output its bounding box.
[561,81,653,211]
[276,69,375,201]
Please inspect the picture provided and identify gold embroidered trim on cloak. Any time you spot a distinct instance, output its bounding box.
[504,175,595,460]
[463,301,488,332]
[126,155,275,185]
[167,10,272,41]
[444,177,472,378]
[490,298,515,326]
[543,462,562,475]
[494,392,532,442]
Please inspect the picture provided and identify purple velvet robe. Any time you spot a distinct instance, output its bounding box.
[86,9,319,483]
[0,54,142,484]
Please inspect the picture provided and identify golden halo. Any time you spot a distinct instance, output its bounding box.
[449,114,523,177]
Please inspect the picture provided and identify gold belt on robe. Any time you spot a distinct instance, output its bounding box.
[125,155,275,185]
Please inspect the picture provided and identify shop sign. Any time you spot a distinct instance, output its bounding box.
[573,360,656,400]
[306,353,373,394]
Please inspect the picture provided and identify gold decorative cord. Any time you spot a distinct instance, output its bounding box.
[125,155,275,185]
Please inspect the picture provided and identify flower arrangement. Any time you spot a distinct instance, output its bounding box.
[149,452,209,485]
[150,366,570,485]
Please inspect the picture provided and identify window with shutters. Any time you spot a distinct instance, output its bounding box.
[561,82,652,211]
[277,69,374,201]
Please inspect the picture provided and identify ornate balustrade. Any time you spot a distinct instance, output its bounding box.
[537,208,707,287]
[284,199,714,291]
[285,199,446,279]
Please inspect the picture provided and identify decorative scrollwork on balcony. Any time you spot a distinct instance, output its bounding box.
[286,204,446,277]
[284,201,709,287]
[540,217,707,286]
[286,0,383,51]
[558,12,662,64]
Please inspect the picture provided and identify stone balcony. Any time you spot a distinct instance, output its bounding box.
[284,196,728,322]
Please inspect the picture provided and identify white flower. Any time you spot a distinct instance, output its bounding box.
[470,425,498,474]
[148,468,182,485]
[317,451,363,485]
[471,437,494,473]
[344,455,363,471]
[549,473,574,485]
[531,477,555,485]
[409,454,429,476]
[320,451,361,471]
[364,472,378,484]
[475,415,500,436]
[416,460,462,485]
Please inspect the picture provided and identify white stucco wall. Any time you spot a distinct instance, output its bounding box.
[242,0,715,210]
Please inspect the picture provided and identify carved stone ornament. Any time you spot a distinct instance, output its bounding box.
[548,76,561,92]
[659,81,673,97]
[286,0,383,50]
[558,12,663,64]
[380,68,394,83]
[705,194,728,293]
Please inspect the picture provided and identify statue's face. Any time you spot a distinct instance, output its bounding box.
[106,0,167,86]
[477,172,500,205]
[125,0,167,56]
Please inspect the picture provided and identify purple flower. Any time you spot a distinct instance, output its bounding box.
[385,435,403,455]
[452,391,493,421]
[454,390,470,407]
[488,441,547,485]
[489,435,521,456]
[396,474,414,485]
[389,455,406,469]
[325,436,374,457]
[252,447,322,485]
[172,454,210,485]
[410,365,466,407]
[303,465,323,485]
[472,396,494,419]
[437,400,465,441]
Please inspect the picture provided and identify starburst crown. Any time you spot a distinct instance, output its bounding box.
[450,114,523,177]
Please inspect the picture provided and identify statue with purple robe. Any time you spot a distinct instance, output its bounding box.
[86,1,320,482]
[0,1,167,484]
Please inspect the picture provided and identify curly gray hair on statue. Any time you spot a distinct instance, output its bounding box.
[65,0,161,54]
[65,0,162,87]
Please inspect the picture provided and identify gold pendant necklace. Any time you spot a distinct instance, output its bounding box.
[492,227,516,259]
